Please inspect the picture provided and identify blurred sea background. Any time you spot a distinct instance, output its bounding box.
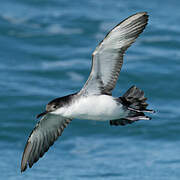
[0,0,180,179]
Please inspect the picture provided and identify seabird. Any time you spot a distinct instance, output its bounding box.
[21,12,155,172]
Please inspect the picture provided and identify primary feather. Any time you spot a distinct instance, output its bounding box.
[80,12,148,95]
[21,114,72,172]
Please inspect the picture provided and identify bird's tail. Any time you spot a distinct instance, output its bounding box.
[110,85,155,126]
[121,85,154,113]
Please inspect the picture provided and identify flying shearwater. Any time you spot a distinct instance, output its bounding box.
[21,12,155,172]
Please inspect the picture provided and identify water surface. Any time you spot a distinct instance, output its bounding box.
[0,0,180,179]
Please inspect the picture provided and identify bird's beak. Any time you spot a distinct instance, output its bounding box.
[36,111,48,119]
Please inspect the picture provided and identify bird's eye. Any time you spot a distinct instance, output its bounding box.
[53,105,57,109]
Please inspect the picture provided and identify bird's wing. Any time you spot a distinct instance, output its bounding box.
[21,113,72,172]
[80,12,148,95]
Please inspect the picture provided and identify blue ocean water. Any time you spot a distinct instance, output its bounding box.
[0,0,180,179]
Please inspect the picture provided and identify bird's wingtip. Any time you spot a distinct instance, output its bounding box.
[20,163,27,173]
[136,11,148,15]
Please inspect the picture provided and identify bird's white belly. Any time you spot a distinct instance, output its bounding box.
[54,95,126,121]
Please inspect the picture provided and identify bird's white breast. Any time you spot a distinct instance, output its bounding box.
[52,95,126,121]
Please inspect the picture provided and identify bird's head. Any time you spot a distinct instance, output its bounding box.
[36,94,75,119]
[36,100,60,119]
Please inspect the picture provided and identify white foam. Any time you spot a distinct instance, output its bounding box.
[1,14,27,24]
[46,24,83,35]
[42,59,89,69]
[67,71,84,82]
